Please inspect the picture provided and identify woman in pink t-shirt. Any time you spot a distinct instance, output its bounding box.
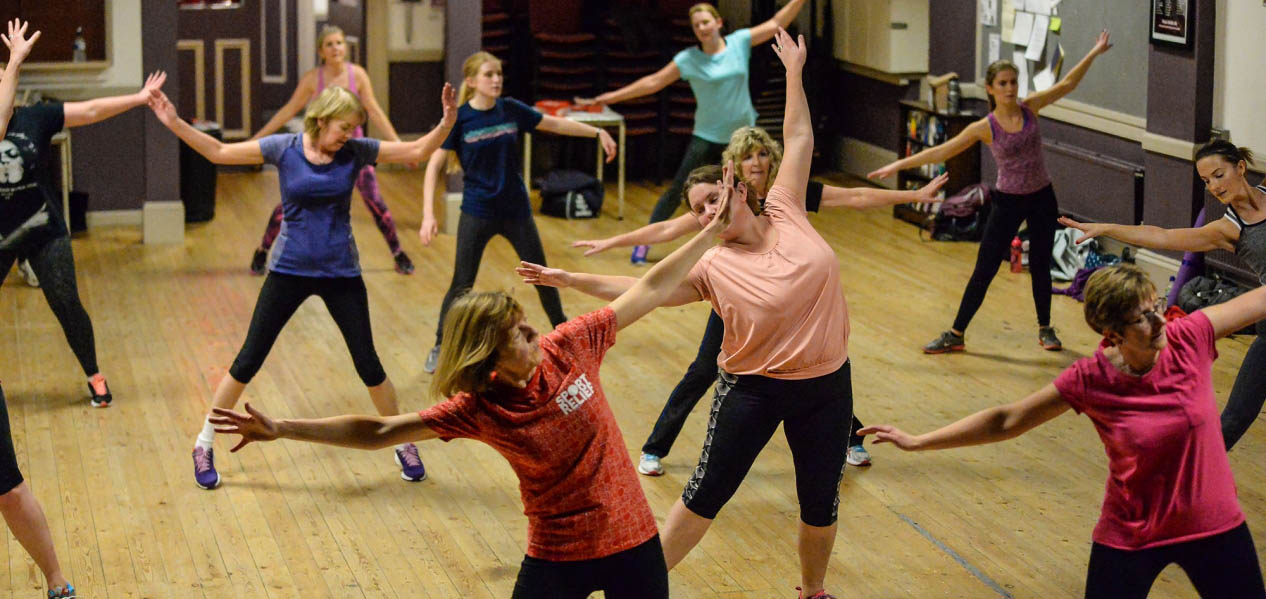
[206,189,735,598]
[859,264,1266,598]
[521,30,849,599]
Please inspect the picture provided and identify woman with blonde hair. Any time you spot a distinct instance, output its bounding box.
[247,25,416,275]
[147,81,457,489]
[573,125,947,475]
[208,181,736,598]
[576,1,808,264]
[860,264,1266,598]
[419,51,617,374]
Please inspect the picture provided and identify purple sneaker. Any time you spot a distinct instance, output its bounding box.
[394,443,427,481]
[193,446,221,490]
[630,244,649,265]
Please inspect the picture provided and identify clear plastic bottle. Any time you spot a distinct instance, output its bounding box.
[73,27,87,62]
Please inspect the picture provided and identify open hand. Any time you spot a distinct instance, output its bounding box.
[1056,216,1106,244]
[913,173,950,204]
[146,89,180,127]
[770,27,806,75]
[516,261,574,288]
[867,163,899,181]
[598,129,617,163]
[209,402,281,453]
[439,82,457,128]
[1092,30,1112,56]
[702,161,738,236]
[856,425,922,451]
[573,96,598,107]
[572,238,615,256]
[2,19,40,64]
[419,217,438,246]
[138,70,167,103]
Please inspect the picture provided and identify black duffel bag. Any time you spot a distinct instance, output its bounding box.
[536,169,603,219]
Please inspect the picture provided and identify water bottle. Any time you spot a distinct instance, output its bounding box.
[1010,237,1023,273]
[72,27,87,63]
[947,79,961,114]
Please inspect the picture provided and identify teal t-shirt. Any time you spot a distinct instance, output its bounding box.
[672,28,757,144]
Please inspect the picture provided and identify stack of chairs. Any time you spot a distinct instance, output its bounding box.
[598,1,663,180]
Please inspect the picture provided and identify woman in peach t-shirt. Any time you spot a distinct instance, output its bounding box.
[520,30,849,599]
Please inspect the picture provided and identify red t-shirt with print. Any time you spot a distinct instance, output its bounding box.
[418,307,658,561]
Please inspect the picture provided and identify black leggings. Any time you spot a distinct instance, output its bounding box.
[1084,522,1265,599]
[0,383,21,495]
[952,185,1059,333]
[510,534,668,599]
[647,136,728,225]
[229,272,386,386]
[682,362,853,526]
[1221,320,1266,449]
[435,213,566,345]
[0,233,99,376]
[642,310,865,458]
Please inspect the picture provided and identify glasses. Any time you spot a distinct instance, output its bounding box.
[1126,301,1166,326]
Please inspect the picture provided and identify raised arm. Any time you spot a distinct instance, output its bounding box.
[820,173,948,210]
[418,147,447,245]
[1203,283,1266,340]
[147,90,263,165]
[0,19,40,141]
[867,119,989,181]
[859,383,1070,451]
[1057,215,1238,253]
[249,71,317,140]
[768,28,812,193]
[209,403,439,453]
[749,0,809,45]
[535,115,616,162]
[64,71,164,128]
[517,262,640,302]
[376,83,457,164]
[579,62,680,106]
[1024,30,1112,113]
[572,214,701,256]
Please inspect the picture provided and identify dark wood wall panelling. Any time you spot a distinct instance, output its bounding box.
[387,62,445,134]
[0,0,106,62]
[177,4,261,138]
[259,1,300,111]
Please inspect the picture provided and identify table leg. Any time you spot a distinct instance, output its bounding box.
[596,135,604,183]
[523,132,531,188]
[618,122,625,220]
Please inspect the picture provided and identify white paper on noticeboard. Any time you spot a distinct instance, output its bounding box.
[1026,0,1052,15]
[1025,15,1049,61]
[1001,0,1016,43]
[1011,11,1035,46]
[981,0,998,26]
[988,33,1002,64]
[1014,50,1030,97]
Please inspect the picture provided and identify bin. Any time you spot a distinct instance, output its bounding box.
[180,121,221,222]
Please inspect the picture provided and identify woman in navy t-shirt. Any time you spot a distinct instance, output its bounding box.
[146,83,456,490]
[418,51,618,374]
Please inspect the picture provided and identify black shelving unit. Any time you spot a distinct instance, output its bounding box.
[893,100,982,229]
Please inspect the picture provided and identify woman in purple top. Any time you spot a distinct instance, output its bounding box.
[147,82,456,490]
[247,25,415,276]
[870,32,1113,354]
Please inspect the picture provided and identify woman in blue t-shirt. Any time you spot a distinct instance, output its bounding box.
[418,51,617,374]
[575,0,806,264]
[147,83,457,490]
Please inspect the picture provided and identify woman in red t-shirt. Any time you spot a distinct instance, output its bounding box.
[859,264,1266,598]
[207,182,735,598]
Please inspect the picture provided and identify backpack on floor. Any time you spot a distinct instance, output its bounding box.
[1050,228,1092,282]
[931,184,991,241]
[537,169,604,219]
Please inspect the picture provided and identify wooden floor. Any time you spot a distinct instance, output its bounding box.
[1,167,1263,598]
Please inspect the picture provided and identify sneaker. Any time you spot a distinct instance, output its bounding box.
[424,345,440,374]
[1038,326,1063,351]
[923,330,965,354]
[797,587,837,599]
[18,259,38,287]
[87,374,112,408]
[193,446,221,490]
[393,251,415,275]
[630,244,649,265]
[249,247,268,276]
[845,444,871,467]
[637,453,664,476]
[394,443,427,481]
[48,584,76,599]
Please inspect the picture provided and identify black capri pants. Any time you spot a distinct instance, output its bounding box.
[510,534,668,599]
[1084,522,1265,599]
[0,383,22,495]
[682,361,853,527]
[229,272,386,386]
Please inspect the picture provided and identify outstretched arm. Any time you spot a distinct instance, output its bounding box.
[377,83,457,164]
[868,119,989,181]
[536,116,617,162]
[578,62,680,106]
[768,28,812,194]
[572,214,701,256]
[749,0,809,45]
[418,148,447,245]
[147,90,264,165]
[820,173,948,210]
[1057,216,1238,253]
[249,71,317,140]
[859,384,1070,451]
[517,263,640,302]
[64,71,165,128]
[1203,284,1266,340]
[1025,30,1112,113]
[210,403,439,453]
[0,19,40,141]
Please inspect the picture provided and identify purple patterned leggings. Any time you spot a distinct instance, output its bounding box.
[259,165,402,254]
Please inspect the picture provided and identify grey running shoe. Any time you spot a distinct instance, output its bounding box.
[1038,326,1063,351]
[923,330,965,354]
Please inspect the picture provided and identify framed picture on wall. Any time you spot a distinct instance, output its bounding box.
[1150,0,1192,48]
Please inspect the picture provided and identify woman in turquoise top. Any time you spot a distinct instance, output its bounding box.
[576,1,806,263]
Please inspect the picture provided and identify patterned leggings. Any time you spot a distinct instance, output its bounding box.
[259,165,402,254]
[0,233,99,377]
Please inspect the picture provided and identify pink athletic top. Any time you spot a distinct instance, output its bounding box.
[687,184,849,379]
[986,105,1051,195]
[316,65,365,138]
[1053,311,1245,550]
